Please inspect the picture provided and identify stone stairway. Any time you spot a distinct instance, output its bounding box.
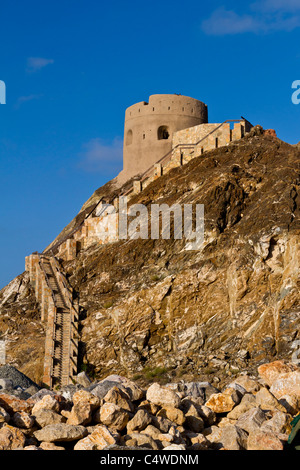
[25,253,79,389]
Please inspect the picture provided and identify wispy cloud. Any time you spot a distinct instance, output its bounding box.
[252,0,300,12]
[78,137,123,174]
[26,57,54,73]
[14,94,43,109]
[201,1,300,35]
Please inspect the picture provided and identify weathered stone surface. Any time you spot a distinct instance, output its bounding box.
[34,424,88,442]
[202,426,223,448]
[88,380,120,400]
[156,407,185,426]
[227,393,256,420]
[146,383,181,409]
[72,390,100,410]
[67,402,93,426]
[103,386,133,412]
[261,411,290,435]
[278,394,300,415]
[205,388,240,413]
[0,393,32,414]
[12,411,35,429]
[247,429,284,451]
[27,389,57,404]
[150,415,173,433]
[258,361,298,387]
[195,405,216,426]
[270,371,300,400]
[23,445,42,450]
[219,424,248,450]
[126,432,160,450]
[127,409,152,434]
[255,387,286,412]
[187,432,210,450]
[75,372,92,388]
[121,380,144,402]
[141,425,161,439]
[96,403,129,431]
[138,400,160,415]
[228,376,260,394]
[39,442,65,450]
[0,406,10,423]
[236,407,267,434]
[34,409,66,428]
[74,426,116,451]
[185,404,205,433]
[32,395,60,415]
[0,424,26,450]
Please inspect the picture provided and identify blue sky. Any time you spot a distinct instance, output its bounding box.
[0,0,300,289]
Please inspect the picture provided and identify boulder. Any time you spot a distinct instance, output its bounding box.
[32,395,60,415]
[12,411,35,429]
[96,403,129,431]
[205,388,240,413]
[75,372,92,388]
[34,409,66,428]
[219,424,248,450]
[258,361,298,386]
[156,407,185,426]
[0,424,26,450]
[103,386,134,412]
[72,390,100,410]
[247,429,284,451]
[255,387,286,412]
[146,383,181,409]
[0,406,10,423]
[227,393,256,420]
[67,402,93,426]
[236,407,267,434]
[126,432,160,450]
[74,426,116,450]
[34,424,88,443]
[270,371,300,400]
[127,409,152,434]
[0,393,32,414]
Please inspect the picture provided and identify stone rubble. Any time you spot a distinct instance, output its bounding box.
[0,360,298,451]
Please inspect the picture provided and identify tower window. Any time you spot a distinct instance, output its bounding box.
[126,129,133,146]
[158,126,170,140]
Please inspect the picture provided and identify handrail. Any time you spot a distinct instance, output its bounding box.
[50,255,78,382]
[38,255,57,308]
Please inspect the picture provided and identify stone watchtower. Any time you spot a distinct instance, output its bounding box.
[119,94,208,182]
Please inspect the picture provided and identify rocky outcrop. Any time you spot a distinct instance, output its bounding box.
[63,133,300,385]
[1,132,300,389]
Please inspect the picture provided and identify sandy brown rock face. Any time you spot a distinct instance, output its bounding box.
[59,134,300,384]
[0,273,44,383]
[1,133,300,386]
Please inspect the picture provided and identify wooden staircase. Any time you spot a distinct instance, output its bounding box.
[26,253,79,389]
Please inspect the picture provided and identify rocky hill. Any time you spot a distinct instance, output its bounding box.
[0,128,300,389]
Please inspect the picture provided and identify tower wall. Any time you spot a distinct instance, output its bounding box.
[121,94,208,181]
